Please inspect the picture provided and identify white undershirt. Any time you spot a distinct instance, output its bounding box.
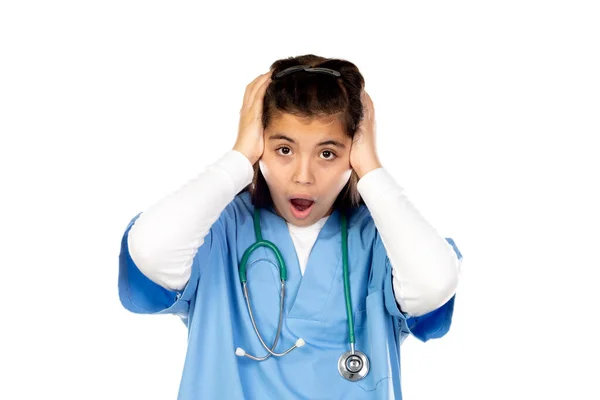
[127,150,460,317]
[287,216,329,275]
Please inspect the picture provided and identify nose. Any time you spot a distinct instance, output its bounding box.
[293,156,314,185]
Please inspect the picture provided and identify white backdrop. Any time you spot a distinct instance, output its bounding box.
[1,1,599,399]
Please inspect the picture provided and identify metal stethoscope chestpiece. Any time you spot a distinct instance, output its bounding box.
[338,348,370,382]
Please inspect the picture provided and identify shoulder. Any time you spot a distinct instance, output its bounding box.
[347,204,379,244]
[217,190,254,227]
[347,203,373,228]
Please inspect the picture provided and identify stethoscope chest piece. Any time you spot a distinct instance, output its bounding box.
[338,350,369,382]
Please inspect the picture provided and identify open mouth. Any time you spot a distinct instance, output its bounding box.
[289,198,315,219]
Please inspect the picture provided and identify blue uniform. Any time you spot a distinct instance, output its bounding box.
[118,191,462,399]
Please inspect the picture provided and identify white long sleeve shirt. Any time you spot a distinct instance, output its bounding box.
[127,150,460,317]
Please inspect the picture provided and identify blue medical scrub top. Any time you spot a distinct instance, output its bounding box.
[118,191,462,399]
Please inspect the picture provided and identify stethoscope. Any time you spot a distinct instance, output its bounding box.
[234,207,370,382]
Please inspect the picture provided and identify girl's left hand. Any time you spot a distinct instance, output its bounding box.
[350,90,383,178]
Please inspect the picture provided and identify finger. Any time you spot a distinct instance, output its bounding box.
[362,90,374,118]
[362,90,372,106]
[359,90,369,118]
[244,72,271,107]
[250,81,270,120]
[242,72,271,110]
[247,71,272,108]
[249,75,272,117]
[360,90,369,109]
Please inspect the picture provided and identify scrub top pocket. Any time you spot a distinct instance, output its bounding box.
[355,290,393,392]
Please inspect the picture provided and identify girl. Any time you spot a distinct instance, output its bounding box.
[118,54,463,399]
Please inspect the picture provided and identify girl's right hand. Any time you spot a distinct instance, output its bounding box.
[233,71,273,165]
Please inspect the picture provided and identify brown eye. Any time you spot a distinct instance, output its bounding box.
[277,146,292,156]
[320,150,336,160]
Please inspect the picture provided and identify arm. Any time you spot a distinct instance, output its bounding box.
[127,150,253,291]
[356,167,461,317]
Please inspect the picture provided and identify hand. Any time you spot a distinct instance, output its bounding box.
[233,71,273,165]
[350,90,382,179]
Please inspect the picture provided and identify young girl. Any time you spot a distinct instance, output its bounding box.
[118,54,463,399]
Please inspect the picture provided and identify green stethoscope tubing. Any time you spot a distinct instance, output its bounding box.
[340,208,355,345]
[239,209,287,282]
[238,207,356,346]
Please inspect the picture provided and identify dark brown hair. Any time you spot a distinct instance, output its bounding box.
[241,54,367,213]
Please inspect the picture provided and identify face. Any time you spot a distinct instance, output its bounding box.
[259,113,353,227]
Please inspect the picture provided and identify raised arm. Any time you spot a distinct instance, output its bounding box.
[357,168,460,317]
[127,150,253,291]
[127,71,273,291]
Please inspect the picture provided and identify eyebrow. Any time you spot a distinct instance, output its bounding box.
[268,133,346,149]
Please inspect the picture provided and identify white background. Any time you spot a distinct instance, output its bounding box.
[1,1,599,399]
